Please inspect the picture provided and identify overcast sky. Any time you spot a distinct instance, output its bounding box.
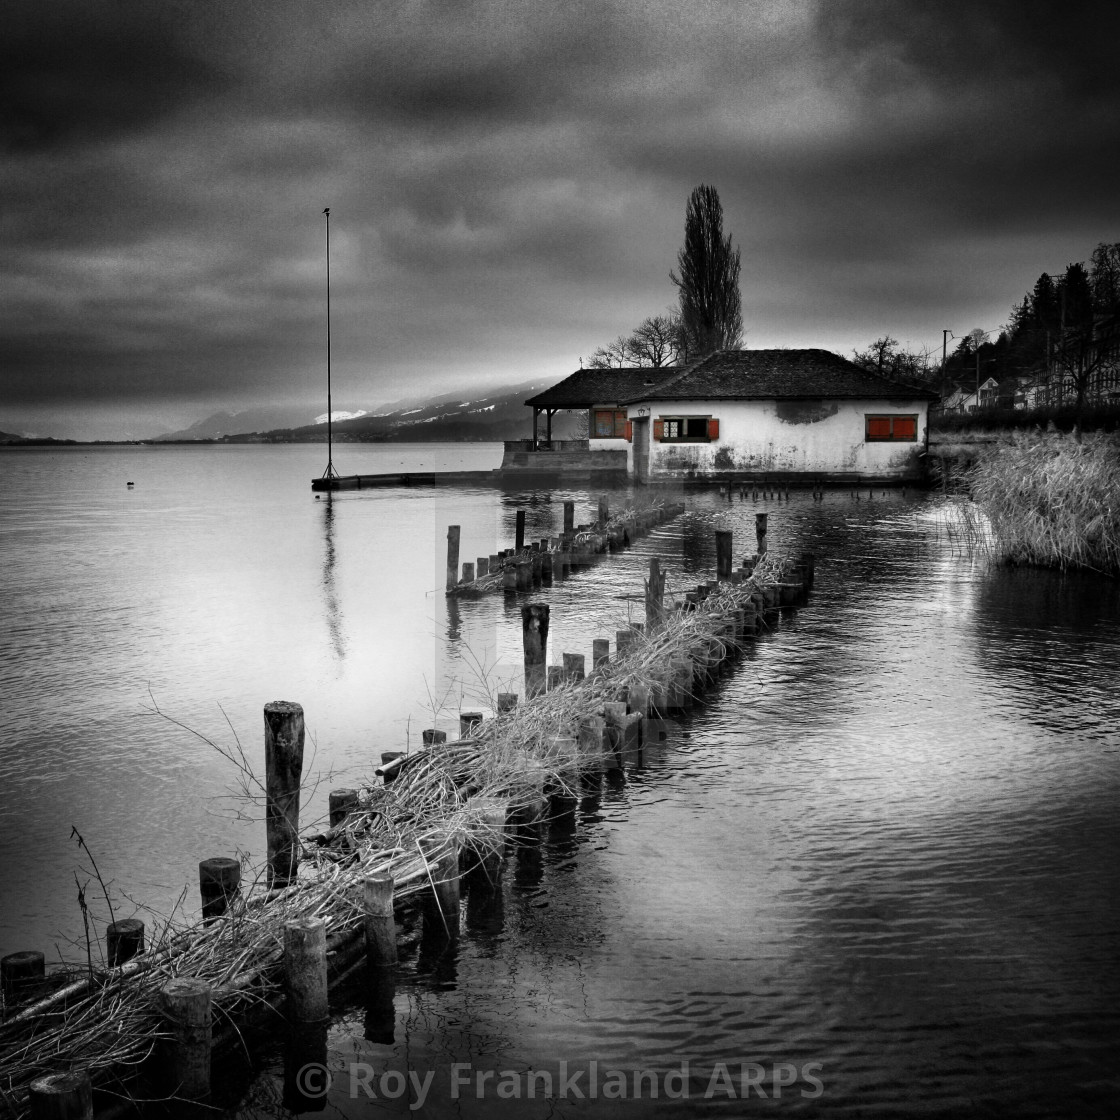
[3,0,1118,439]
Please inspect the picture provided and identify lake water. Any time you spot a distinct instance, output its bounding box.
[1,443,1118,1118]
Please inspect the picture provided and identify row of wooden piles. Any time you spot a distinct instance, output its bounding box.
[446,497,685,595]
[0,526,812,1120]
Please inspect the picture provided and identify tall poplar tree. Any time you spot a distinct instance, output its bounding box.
[670,184,743,359]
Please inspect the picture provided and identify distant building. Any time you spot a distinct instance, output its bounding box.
[520,349,937,483]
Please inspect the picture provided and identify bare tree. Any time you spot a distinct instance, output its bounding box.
[628,313,683,367]
[587,335,632,369]
[670,184,743,358]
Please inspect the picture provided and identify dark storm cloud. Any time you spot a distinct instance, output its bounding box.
[2,0,1119,438]
[1,0,232,152]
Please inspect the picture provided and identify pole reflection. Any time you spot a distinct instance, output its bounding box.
[321,493,346,661]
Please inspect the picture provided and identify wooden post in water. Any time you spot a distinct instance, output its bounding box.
[199,857,241,921]
[476,557,489,578]
[26,1071,91,1120]
[645,557,665,632]
[363,873,398,967]
[422,838,461,928]
[284,917,329,1022]
[515,510,526,552]
[592,638,610,668]
[158,977,212,1099]
[598,495,609,527]
[445,526,460,592]
[521,603,550,698]
[1,950,44,1006]
[461,561,474,584]
[265,701,305,889]
[106,919,144,967]
[459,712,483,738]
[755,513,768,556]
[28,1071,93,1120]
[422,728,448,746]
[716,530,733,580]
[497,692,518,712]
[563,652,585,683]
[329,788,359,827]
[563,500,575,535]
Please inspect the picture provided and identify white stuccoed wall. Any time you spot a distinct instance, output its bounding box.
[628,398,930,479]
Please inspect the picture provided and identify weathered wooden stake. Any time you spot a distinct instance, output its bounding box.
[496,692,518,712]
[363,872,398,968]
[563,652,585,682]
[284,916,329,1022]
[515,509,526,552]
[1,950,45,1005]
[423,839,461,928]
[106,919,144,967]
[265,700,305,889]
[461,561,475,584]
[379,750,405,784]
[598,495,609,526]
[199,857,241,921]
[475,799,509,882]
[459,711,483,738]
[29,1071,93,1120]
[477,556,489,578]
[158,977,212,1099]
[329,788,359,827]
[755,513,768,556]
[521,603,550,698]
[563,500,575,534]
[716,530,733,580]
[445,525,461,592]
[592,637,610,668]
[422,728,448,746]
[645,557,665,632]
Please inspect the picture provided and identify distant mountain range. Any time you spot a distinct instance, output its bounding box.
[156,379,580,444]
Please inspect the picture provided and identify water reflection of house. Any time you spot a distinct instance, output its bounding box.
[510,349,937,483]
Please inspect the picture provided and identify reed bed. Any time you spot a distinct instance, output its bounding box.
[963,430,1120,573]
[0,551,788,1117]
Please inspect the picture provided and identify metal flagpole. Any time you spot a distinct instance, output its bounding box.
[321,207,339,480]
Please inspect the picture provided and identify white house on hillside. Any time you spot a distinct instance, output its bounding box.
[524,349,938,483]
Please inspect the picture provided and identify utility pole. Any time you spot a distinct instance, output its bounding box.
[942,329,949,402]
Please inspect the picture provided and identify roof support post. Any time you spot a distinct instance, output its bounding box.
[532,407,539,446]
[546,409,553,443]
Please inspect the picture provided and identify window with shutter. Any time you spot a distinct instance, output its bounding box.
[656,416,714,442]
[865,414,918,442]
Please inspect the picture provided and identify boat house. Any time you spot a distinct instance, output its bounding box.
[517,349,938,483]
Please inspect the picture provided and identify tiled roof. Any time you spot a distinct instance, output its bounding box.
[525,366,683,408]
[619,349,939,402]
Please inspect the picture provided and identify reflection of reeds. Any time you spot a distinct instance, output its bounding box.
[961,430,1120,574]
[0,554,789,1117]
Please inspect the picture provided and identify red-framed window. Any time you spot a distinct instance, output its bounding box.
[865,414,918,442]
[592,409,628,438]
[653,416,719,442]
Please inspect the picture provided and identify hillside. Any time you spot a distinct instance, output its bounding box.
[218,379,578,443]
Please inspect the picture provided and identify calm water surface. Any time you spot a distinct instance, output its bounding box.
[1,444,1117,1118]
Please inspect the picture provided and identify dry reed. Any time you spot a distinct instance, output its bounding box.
[963,430,1120,573]
[0,551,791,1117]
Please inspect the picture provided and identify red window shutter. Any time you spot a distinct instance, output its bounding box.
[867,417,891,439]
[707,418,720,440]
[893,416,916,439]
[653,419,664,441]
[624,420,633,442]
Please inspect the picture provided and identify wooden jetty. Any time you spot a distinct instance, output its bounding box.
[446,496,686,596]
[0,519,813,1117]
